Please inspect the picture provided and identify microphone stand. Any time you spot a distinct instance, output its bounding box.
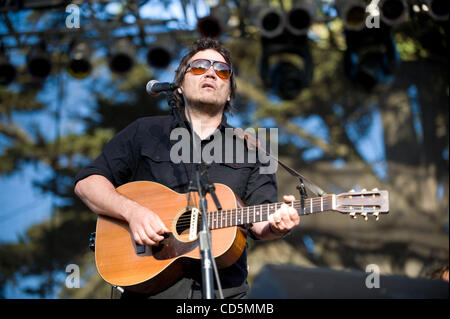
[195,163,216,299]
[167,91,223,299]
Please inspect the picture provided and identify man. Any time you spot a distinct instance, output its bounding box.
[74,38,300,299]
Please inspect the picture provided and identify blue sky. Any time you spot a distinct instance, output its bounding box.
[0,0,393,243]
[0,0,424,298]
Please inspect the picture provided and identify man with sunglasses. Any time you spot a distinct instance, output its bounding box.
[74,38,300,299]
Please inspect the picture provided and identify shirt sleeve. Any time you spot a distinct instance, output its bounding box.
[242,162,278,240]
[74,120,140,187]
[244,163,278,207]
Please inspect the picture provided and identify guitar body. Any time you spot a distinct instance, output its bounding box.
[94,181,247,294]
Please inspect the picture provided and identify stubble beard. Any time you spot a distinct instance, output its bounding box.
[186,95,225,117]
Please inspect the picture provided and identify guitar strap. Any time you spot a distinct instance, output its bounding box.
[168,95,326,197]
[233,128,326,197]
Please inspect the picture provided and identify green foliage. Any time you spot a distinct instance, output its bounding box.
[0,3,448,298]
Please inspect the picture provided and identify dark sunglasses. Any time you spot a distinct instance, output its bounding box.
[186,59,232,80]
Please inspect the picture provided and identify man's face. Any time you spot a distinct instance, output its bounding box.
[180,49,231,112]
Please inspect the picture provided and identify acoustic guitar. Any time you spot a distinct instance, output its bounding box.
[94,181,389,294]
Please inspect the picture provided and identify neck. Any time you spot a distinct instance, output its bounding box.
[185,106,224,140]
[204,195,336,230]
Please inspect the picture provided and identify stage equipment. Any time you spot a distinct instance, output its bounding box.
[0,47,16,85]
[285,0,316,36]
[260,32,314,100]
[343,24,398,90]
[335,0,368,30]
[108,38,136,74]
[254,2,316,100]
[251,4,286,38]
[27,41,52,79]
[146,35,177,69]
[67,41,92,79]
[249,264,449,299]
[379,0,408,25]
[425,0,449,20]
[197,4,231,38]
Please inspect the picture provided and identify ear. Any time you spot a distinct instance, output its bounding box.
[227,96,231,102]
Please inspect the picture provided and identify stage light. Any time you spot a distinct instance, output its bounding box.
[425,0,449,20]
[197,4,231,38]
[252,2,316,99]
[285,0,316,36]
[146,35,177,69]
[379,0,408,25]
[260,32,314,100]
[108,38,135,74]
[255,2,315,100]
[27,41,52,79]
[147,45,171,69]
[0,51,16,86]
[67,41,92,79]
[335,0,368,31]
[271,60,308,100]
[197,15,222,38]
[343,25,398,90]
[251,4,286,38]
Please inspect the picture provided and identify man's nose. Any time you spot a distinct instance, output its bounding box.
[204,65,216,78]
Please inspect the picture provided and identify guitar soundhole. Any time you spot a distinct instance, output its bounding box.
[175,210,200,239]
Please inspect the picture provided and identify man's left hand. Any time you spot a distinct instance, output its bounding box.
[268,195,300,236]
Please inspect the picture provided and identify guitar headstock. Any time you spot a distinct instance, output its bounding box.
[336,188,389,221]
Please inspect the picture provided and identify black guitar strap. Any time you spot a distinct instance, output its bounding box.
[168,92,326,198]
[233,128,326,198]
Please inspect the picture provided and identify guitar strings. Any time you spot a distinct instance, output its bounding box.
[157,198,334,228]
[157,193,380,229]
[160,198,332,226]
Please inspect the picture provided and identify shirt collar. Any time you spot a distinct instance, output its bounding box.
[170,108,231,132]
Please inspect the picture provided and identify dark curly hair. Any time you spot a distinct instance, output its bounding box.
[171,38,236,114]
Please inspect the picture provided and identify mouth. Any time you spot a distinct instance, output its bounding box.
[201,82,216,90]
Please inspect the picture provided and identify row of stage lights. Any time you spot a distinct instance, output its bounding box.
[0,34,178,85]
[0,0,448,99]
[253,0,448,98]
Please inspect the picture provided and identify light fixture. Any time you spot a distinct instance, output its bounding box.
[146,35,177,69]
[425,0,449,20]
[343,25,398,90]
[379,0,408,25]
[27,41,52,79]
[260,32,314,100]
[250,4,286,38]
[108,38,135,74]
[0,49,16,86]
[335,0,368,31]
[197,4,231,38]
[285,0,316,36]
[67,41,92,79]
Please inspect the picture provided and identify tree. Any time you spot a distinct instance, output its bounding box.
[0,1,447,298]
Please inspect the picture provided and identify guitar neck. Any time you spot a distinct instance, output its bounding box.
[206,194,336,230]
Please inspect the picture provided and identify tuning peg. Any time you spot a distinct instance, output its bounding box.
[361,212,368,221]
[349,212,357,219]
[361,188,367,192]
[349,189,355,193]
[373,212,380,221]
[372,188,379,191]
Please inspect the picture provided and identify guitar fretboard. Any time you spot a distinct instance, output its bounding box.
[205,194,335,230]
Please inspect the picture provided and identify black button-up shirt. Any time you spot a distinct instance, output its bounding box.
[75,112,278,298]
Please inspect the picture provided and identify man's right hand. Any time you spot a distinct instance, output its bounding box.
[126,205,169,246]
[74,175,169,247]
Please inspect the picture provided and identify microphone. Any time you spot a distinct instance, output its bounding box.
[146,80,179,96]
